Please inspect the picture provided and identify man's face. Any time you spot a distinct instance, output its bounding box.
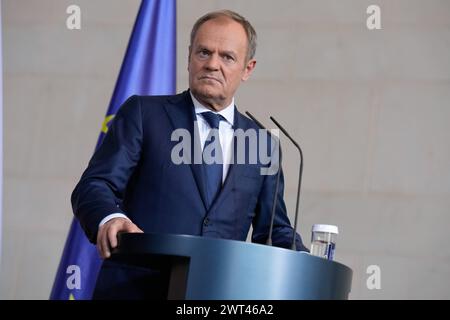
[188,17,256,110]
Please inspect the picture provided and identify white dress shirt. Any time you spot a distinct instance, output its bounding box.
[99,92,236,227]
[191,92,235,183]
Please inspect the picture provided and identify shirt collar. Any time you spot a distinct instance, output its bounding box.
[190,91,235,126]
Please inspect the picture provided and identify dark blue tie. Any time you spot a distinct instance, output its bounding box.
[201,111,225,208]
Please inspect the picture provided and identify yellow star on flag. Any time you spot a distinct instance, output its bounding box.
[101,115,115,134]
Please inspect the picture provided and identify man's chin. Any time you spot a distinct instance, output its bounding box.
[191,88,226,107]
[192,87,222,101]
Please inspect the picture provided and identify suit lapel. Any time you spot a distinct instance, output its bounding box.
[163,91,209,211]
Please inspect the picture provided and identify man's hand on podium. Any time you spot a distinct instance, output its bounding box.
[96,217,143,259]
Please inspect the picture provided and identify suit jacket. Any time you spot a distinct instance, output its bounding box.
[71,90,307,299]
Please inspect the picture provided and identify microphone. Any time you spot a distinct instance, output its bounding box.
[245,111,282,247]
[269,116,303,251]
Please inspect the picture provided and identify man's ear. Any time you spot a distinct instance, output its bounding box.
[242,59,256,82]
[187,46,192,72]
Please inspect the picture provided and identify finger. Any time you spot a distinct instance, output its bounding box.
[123,221,144,233]
[97,226,106,259]
[101,226,111,259]
[136,226,144,233]
[108,224,119,249]
[96,238,102,258]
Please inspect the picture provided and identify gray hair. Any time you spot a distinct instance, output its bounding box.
[190,10,257,62]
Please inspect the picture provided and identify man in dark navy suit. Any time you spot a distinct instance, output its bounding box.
[72,10,308,299]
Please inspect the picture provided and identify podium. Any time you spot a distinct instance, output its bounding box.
[112,232,352,300]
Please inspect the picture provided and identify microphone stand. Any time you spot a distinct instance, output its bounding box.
[270,117,303,251]
[245,111,282,246]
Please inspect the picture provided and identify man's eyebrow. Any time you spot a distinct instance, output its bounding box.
[220,50,237,56]
[194,44,210,50]
[194,45,237,55]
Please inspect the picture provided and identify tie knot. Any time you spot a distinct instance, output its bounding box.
[201,111,225,130]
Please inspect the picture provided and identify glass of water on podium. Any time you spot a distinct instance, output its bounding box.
[310,224,338,261]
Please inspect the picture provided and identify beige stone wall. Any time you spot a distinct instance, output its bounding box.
[1,0,449,299]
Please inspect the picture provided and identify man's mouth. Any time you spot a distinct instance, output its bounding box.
[199,76,222,84]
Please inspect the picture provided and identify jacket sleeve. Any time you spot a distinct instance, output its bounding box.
[71,95,143,243]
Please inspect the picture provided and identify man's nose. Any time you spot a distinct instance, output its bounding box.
[204,53,220,71]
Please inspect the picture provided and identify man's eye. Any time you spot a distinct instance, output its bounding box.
[198,50,210,57]
[224,55,234,62]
